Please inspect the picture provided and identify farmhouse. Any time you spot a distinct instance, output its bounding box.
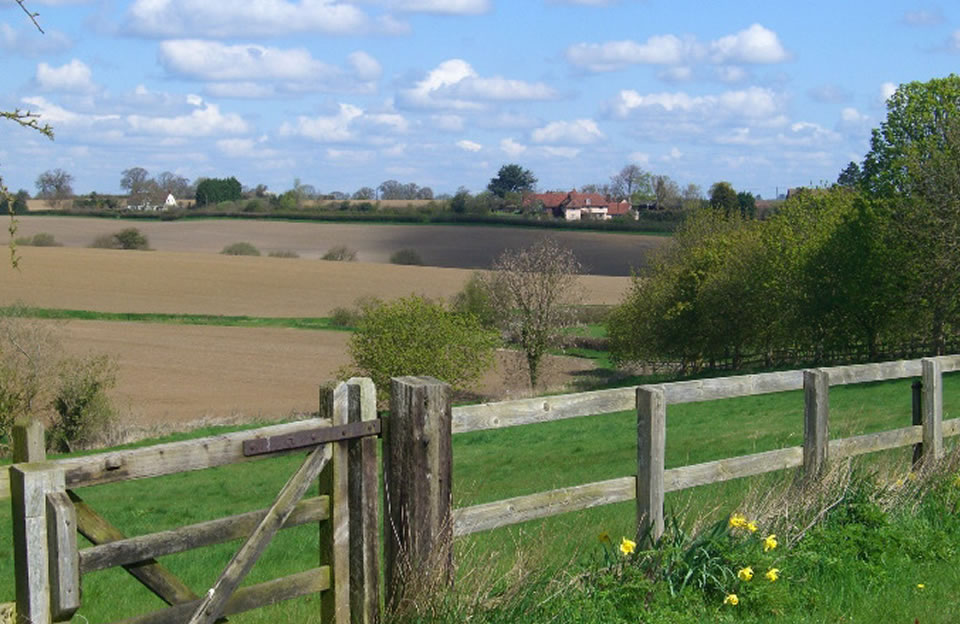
[522,190,634,221]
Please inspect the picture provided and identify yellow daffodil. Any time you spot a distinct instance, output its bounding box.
[723,593,739,606]
[765,568,780,582]
[917,583,925,590]
[737,566,754,582]
[763,534,778,552]
[747,521,758,533]
[728,513,748,529]
[598,531,611,544]
[908,471,917,482]
[619,537,636,556]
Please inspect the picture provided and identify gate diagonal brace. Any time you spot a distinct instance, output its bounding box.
[242,420,381,457]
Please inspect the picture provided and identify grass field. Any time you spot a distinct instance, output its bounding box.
[2,373,955,622]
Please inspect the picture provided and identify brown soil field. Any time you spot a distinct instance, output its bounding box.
[0,247,630,316]
[52,320,595,427]
[12,215,664,275]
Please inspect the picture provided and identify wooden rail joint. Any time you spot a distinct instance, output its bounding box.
[242,419,381,457]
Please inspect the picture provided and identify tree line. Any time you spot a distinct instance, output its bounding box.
[609,75,960,373]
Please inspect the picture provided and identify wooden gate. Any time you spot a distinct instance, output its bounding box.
[9,378,380,624]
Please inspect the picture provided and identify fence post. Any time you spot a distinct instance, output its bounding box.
[346,378,380,624]
[13,419,46,463]
[803,369,829,478]
[636,386,665,543]
[921,357,944,465]
[912,380,923,467]
[383,376,453,613]
[319,383,351,624]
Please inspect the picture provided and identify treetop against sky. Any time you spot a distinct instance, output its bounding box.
[2,1,959,198]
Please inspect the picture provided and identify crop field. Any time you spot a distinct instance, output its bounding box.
[11,215,664,275]
[0,241,621,426]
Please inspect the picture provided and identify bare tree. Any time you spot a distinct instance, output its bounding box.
[610,164,654,202]
[484,238,582,388]
[35,168,73,207]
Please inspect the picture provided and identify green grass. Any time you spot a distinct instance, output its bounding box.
[1,374,958,621]
[0,306,347,331]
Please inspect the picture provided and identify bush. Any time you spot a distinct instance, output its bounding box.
[268,250,300,258]
[344,295,499,400]
[49,355,117,452]
[321,245,358,261]
[451,272,497,328]
[221,242,261,256]
[90,227,150,250]
[0,312,59,453]
[389,248,423,265]
[330,306,361,328]
[14,232,61,247]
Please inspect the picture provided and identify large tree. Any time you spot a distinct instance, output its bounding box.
[709,181,739,217]
[120,167,151,202]
[35,168,74,207]
[195,177,242,206]
[483,238,582,388]
[861,74,960,197]
[487,164,537,198]
[610,164,654,203]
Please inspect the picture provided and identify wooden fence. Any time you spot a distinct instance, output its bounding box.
[4,378,380,624]
[5,356,960,622]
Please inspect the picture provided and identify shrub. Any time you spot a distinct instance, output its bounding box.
[344,295,498,400]
[451,271,497,328]
[14,232,61,247]
[322,245,358,261]
[330,306,361,328]
[49,355,117,452]
[221,242,261,256]
[389,248,423,265]
[0,312,59,453]
[90,227,150,250]
[268,250,300,258]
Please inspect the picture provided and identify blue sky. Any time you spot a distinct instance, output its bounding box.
[1,0,959,199]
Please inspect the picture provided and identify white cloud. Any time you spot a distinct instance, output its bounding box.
[902,9,945,26]
[710,24,789,64]
[326,148,376,162]
[948,30,960,52]
[20,96,120,126]
[609,87,782,120]
[566,24,788,72]
[216,137,278,158]
[841,108,868,124]
[531,119,605,144]
[880,82,898,102]
[388,0,490,14]
[715,65,748,83]
[36,59,97,93]
[399,59,558,109]
[500,137,527,156]
[158,41,380,94]
[432,114,464,131]
[808,84,851,103]
[279,103,408,142]
[125,0,373,38]
[456,139,483,152]
[629,151,650,165]
[127,97,248,136]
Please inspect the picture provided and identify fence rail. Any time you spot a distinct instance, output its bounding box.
[450,355,960,541]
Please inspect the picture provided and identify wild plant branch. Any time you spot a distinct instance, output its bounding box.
[16,0,44,34]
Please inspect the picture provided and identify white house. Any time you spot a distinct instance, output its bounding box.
[164,193,178,209]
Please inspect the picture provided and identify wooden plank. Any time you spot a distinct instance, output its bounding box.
[346,378,380,624]
[452,387,635,434]
[11,463,65,624]
[46,491,80,621]
[661,370,803,404]
[803,369,830,477]
[55,418,332,491]
[664,447,804,491]
[944,418,960,437]
[821,359,921,385]
[114,567,330,624]
[922,358,944,463]
[913,381,924,466]
[935,354,960,373]
[636,386,665,542]
[384,376,453,612]
[186,443,332,624]
[318,384,350,624]
[80,496,329,574]
[829,426,922,460]
[452,477,635,537]
[70,491,200,607]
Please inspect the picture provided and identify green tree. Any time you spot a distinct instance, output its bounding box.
[195,177,242,206]
[737,191,757,219]
[487,164,537,198]
[450,187,470,214]
[345,296,498,399]
[120,166,151,202]
[709,181,739,217]
[836,161,862,188]
[610,164,654,203]
[861,74,960,197]
[484,238,582,388]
